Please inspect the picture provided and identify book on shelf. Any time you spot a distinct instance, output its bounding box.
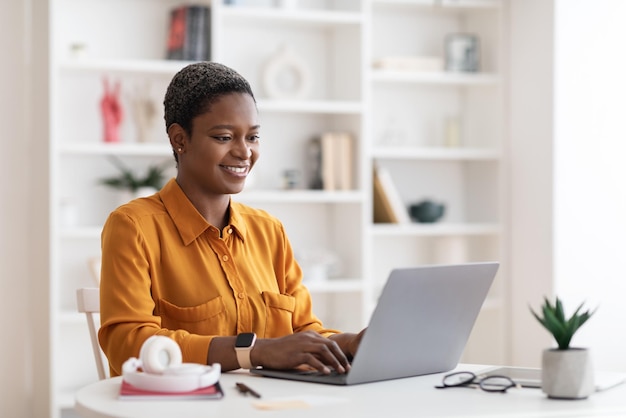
[166,5,211,61]
[119,379,224,401]
[313,132,354,191]
[373,165,411,224]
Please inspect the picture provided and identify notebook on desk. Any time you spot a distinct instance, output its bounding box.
[251,262,499,385]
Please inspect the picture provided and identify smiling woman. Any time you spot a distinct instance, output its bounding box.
[98,62,365,381]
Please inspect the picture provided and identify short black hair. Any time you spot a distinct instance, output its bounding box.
[163,61,256,135]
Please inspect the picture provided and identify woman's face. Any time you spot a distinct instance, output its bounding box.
[178,92,259,196]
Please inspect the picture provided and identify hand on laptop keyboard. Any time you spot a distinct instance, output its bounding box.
[251,331,351,375]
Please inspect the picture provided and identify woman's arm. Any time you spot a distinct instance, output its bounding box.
[208,331,352,374]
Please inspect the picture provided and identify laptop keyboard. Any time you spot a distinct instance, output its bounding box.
[250,365,350,385]
[293,368,342,377]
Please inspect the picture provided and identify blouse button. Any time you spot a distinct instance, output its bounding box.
[222,255,229,262]
[238,292,245,299]
[227,228,233,234]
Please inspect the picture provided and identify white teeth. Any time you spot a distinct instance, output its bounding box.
[226,166,247,173]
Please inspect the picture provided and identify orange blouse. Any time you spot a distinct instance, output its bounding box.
[99,178,337,376]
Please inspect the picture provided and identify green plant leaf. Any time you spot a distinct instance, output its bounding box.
[555,297,565,323]
[530,296,596,350]
[98,156,171,192]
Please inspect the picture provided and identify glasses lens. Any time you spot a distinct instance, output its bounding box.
[443,372,475,387]
[480,376,515,392]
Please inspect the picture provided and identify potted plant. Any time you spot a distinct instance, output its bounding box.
[530,296,597,399]
[99,156,170,201]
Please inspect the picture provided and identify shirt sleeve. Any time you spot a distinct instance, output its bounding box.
[98,210,212,377]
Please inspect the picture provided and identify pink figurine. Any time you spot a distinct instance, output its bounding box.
[100,77,123,143]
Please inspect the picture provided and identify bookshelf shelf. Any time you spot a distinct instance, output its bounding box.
[237,190,363,204]
[220,7,363,26]
[372,146,501,161]
[371,70,501,85]
[371,0,502,11]
[59,59,189,76]
[58,143,172,156]
[257,99,363,114]
[371,222,501,237]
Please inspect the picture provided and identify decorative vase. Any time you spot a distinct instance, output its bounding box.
[262,44,311,100]
[409,200,445,223]
[542,348,595,399]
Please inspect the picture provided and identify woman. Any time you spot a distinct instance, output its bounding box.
[98,62,363,377]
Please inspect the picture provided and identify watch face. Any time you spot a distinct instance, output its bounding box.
[235,333,256,348]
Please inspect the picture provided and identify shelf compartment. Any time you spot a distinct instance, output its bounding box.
[247,201,363,281]
[373,159,501,225]
[369,234,503,300]
[371,82,502,150]
[216,9,362,103]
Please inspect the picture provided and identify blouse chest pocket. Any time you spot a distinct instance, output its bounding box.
[157,296,229,336]
[261,291,296,338]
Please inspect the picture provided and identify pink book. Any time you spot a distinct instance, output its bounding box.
[118,380,223,401]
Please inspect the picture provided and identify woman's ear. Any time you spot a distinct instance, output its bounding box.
[168,123,186,153]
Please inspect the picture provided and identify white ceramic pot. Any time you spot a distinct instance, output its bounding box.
[542,348,594,399]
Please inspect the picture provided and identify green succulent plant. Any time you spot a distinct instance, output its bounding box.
[530,296,596,350]
[99,156,170,192]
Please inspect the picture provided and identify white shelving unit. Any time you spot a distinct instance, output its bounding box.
[49,0,507,416]
[366,0,507,366]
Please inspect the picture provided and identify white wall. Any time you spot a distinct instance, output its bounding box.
[508,0,555,367]
[0,0,51,417]
[554,0,626,371]
[0,0,34,416]
[509,0,626,371]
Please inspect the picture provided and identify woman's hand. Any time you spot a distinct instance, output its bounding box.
[252,331,351,374]
[328,328,366,360]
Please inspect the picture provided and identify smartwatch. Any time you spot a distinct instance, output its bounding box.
[235,332,256,369]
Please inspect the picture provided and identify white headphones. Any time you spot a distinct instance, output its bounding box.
[122,335,221,393]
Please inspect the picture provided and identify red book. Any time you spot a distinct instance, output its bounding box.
[165,5,211,61]
[118,379,223,400]
[166,6,187,60]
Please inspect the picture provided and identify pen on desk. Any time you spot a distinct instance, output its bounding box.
[236,382,262,398]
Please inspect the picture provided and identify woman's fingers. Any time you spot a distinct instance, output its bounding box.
[257,331,351,373]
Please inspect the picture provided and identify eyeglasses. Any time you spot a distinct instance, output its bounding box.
[435,371,520,393]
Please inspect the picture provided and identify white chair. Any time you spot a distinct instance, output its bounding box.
[76,287,108,380]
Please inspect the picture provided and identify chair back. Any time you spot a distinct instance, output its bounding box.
[76,287,107,380]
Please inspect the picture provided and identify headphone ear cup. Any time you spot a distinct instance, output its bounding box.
[139,336,183,374]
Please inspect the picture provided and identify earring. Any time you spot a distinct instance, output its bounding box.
[177,148,182,152]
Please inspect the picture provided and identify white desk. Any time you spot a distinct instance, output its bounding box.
[75,365,626,418]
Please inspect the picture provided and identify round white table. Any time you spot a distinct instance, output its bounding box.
[75,366,626,418]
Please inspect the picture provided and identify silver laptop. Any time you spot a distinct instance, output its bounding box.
[251,262,499,385]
